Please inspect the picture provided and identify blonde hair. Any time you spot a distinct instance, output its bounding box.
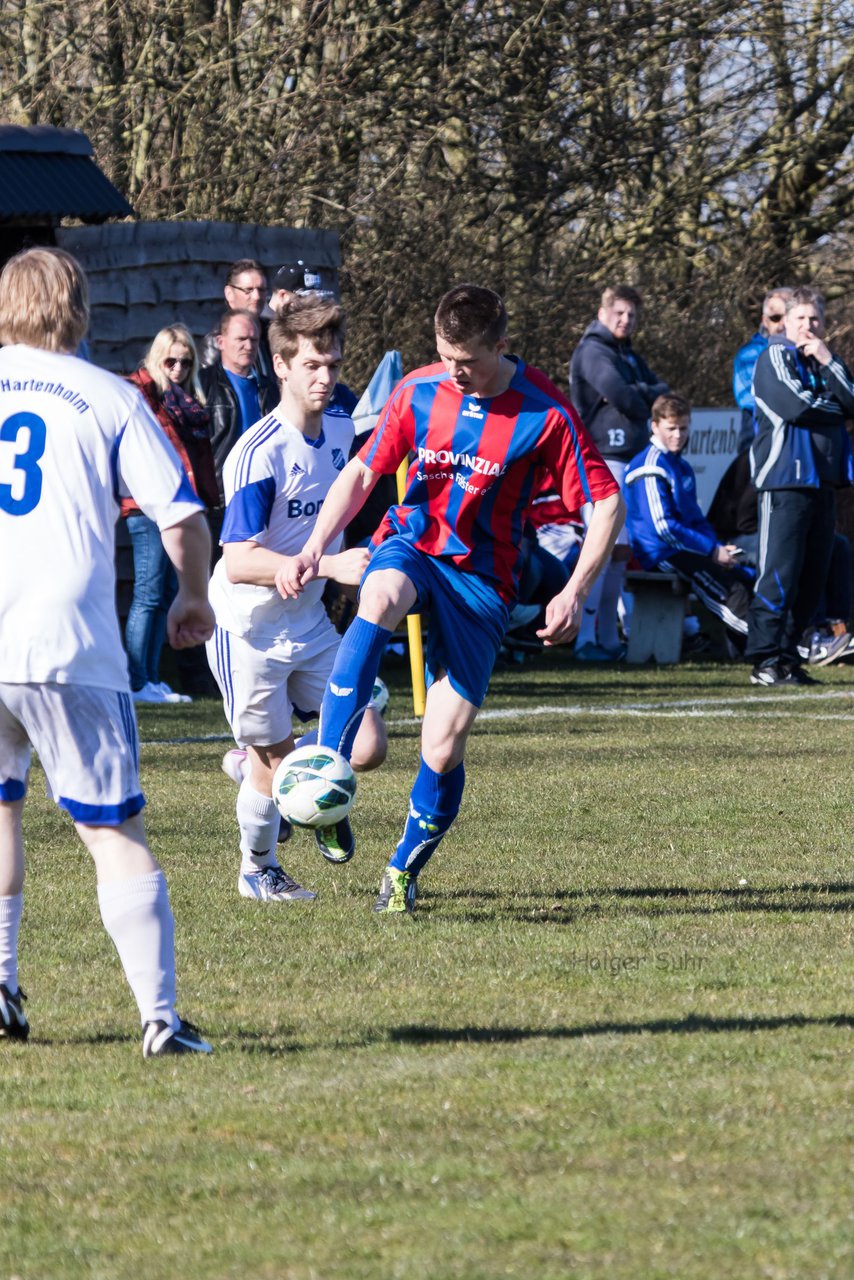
[143,324,206,404]
[0,247,89,352]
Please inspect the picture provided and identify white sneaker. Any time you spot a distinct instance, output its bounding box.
[156,682,192,704]
[238,866,316,902]
[222,748,248,784]
[132,681,169,704]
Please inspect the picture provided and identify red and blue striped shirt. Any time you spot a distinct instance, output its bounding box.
[359,357,618,601]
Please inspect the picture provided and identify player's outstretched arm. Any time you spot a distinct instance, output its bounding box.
[317,546,372,587]
[538,490,625,646]
[160,512,216,648]
[222,539,370,597]
[277,458,382,599]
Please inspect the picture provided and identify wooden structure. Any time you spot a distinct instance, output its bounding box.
[625,571,688,665]
[56,221,341,373]
[0,124,133,265]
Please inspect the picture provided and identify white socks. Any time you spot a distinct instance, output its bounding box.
[97,871,178,1028]
[0,891,23,991]
[237,779,280,874]
[575,570,606,647]
[598,560,628,651]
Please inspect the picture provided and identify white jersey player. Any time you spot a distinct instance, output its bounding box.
[0,248,215,1057]
[207,296,386,902]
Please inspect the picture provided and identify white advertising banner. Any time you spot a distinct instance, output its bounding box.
[684,407,741,513]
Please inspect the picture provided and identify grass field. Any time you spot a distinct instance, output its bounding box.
[2,653,852,1279]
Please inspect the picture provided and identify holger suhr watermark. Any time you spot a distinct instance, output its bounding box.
[566,951,705,976]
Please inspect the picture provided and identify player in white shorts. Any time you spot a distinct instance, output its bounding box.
[0,248,215,1057]
[207,295,386,903]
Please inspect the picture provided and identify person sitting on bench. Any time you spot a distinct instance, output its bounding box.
[625,394,754,654]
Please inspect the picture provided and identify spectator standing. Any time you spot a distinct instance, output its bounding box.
[569,284,668,659]
[124,324,219,704]
[732,288,792,453]
[199,310,277,516]
[0,248,214,1056]
[747,287,854,686]
[200,258,272,381]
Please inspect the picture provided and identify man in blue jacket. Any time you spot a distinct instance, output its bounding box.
[747,287,854,686]
[732,289,792,453]
[625,394,753,649]
[570,284,669,659]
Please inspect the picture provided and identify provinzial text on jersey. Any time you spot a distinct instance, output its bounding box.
[0,379,90,414]
[416,446,506,477]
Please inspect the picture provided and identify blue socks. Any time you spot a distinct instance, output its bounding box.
[318,618,391,759]
[389,757,465,876]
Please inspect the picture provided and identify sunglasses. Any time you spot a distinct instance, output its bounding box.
[164,356,193,370]
[765,312,785,323]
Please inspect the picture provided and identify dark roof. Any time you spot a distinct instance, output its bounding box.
[0,125,133,222]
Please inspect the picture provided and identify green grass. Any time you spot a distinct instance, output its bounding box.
[3,654,853,1279]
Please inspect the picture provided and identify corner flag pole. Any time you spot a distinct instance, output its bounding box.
[396,457,426,716]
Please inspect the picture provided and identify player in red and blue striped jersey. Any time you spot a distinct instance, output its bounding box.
[278,284,625,914]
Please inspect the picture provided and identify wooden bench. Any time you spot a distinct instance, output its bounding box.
[624,570,689,665]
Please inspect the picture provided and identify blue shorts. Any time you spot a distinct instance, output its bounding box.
[363,539,509,706]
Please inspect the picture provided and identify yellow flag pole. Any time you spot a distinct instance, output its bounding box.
[395,457,426,716]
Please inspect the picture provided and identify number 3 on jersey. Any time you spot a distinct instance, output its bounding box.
[0,412,46,515]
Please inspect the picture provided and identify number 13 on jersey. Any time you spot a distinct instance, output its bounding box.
[0,412,46,515]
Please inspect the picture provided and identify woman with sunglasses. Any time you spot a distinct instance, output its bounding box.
[122,325,219,704]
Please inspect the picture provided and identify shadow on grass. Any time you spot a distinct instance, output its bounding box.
[438,881,854,923]
[389,1012,854,1044]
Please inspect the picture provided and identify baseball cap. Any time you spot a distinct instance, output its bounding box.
[272,262,328,295]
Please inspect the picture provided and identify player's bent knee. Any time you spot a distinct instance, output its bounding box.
[358,570,415,630]
[351,711,388,772]
[421,736,465,774]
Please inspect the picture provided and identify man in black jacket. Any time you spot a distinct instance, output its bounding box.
[199,310,277,530]
[569,284,668,659]
[200,258,273,383]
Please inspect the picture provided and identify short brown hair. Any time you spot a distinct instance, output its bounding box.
[652,393,691,422]
[600,284,642,310]
[434,284,507,346]
[226,258,265,285]
[268,295,346,363]
[0,247,89,352]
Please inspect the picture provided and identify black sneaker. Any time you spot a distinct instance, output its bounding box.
[143,1018,213,1058]
[750,661,786,686]
[750,660,820,687]
[315,817,355,864]
[787,664,820,686]
[0,984,28,1041]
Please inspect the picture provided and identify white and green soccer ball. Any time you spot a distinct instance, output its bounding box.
[272,745,356,828]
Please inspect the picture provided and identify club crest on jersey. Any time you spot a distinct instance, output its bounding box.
[331,447,346,471]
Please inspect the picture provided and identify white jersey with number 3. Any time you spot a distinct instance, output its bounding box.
[0,345,202,690]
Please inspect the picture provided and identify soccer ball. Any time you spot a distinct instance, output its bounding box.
[370,677,389,716]
[272,745,356,829]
